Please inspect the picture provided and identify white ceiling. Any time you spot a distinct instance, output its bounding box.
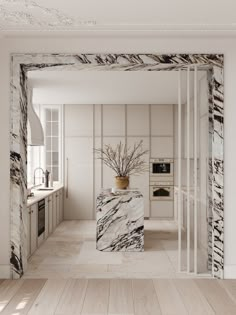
[0,0,236,34]
[28,70,205,105]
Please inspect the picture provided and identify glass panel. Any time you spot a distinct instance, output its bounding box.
[52,167,58,181]
[46,122,51,136]
[52,152,58,165]
[45,109,51,121]
[46,152,51,165]
[52,109,58,121]
[46,137,51,151]
[52,137,58,151]
[52,122,58,136]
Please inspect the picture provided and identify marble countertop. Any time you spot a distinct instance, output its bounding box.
[27,183,64,207]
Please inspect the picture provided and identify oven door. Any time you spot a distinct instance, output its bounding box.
[150,185,174,201]
[150,159,174,178]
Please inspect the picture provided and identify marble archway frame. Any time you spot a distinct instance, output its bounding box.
[10,53,224,279]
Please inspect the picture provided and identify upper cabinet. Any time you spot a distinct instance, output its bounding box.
[103,104,125,136]
[127,105,149,136]
[65,104,93,137]
[151,105,174,136]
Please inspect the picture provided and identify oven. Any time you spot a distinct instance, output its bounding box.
[150,184,174,201]
[150,158,174,181]
[38,199,45,237]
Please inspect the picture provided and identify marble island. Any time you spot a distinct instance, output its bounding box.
[96,190,144,251]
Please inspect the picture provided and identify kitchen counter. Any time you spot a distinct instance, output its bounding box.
[96,190,144,252]
[27,183,64,207]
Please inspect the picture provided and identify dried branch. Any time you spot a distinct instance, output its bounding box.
[94,140,148,177]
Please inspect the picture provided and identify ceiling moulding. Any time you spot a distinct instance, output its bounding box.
[2,29,236,39]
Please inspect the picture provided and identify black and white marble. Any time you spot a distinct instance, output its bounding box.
[10,53,224,278]
[96,191,144,251]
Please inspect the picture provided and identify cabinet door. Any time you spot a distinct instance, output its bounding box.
[59,189,63,223]
[30,203,38,255]
[103,104,125,136]
[64,137,93,219]
[56,192,60,225]
[48,195,53,234]
[26,207,31,258]
[45,197,49,239]
[127,137,150,217]
[52,193,57,230]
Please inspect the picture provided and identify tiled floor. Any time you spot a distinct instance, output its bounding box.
[24,220,210,279]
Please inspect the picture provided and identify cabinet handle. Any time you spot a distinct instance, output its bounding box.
[66,157,69,199]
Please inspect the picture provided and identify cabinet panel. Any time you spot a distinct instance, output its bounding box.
[44,197,49,239]
[64,104,93,137]
[48,195,53,234]
[151,105,173,136]
[30,203,38,255]
[64,137,93,219]
[127,137,150,217]
[127,105,149,136]
[103,105,125,136]
[52,193,57,230]
[26,207,31,258]
[150,201,174,219]
[56,192,60,225]
[151,137,173,158]
[59,189,63,223]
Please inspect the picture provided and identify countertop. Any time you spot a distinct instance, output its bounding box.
[27,183,64,207]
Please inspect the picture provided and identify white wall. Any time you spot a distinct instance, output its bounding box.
[0,34,235,278]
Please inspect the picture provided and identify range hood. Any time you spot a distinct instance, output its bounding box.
[27,87,44,146]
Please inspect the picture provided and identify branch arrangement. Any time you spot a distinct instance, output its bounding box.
[94,140,149,177]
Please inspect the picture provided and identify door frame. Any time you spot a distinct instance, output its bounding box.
[10,53,224,278]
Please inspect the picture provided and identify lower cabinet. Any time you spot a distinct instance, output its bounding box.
[27,187,64,259]
[26,203,38,258]
[48,195,53,234]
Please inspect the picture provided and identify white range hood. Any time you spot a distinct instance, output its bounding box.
[27,87,44,146]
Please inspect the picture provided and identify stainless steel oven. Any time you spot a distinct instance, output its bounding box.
[150,158,174,181]
[150,184,174,201]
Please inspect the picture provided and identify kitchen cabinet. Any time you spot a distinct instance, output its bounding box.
[26,207,31,259]
[26,187,64,260]
[59,189,63,223]
[45,197,49,239]
[48,195,53,234]
[30,203,38,255]
[56,191,60,225]
[52,192,57,230]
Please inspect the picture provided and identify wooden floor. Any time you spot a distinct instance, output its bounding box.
[0,279,236,314]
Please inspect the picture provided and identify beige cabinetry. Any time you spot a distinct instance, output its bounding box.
[26,187,63,260]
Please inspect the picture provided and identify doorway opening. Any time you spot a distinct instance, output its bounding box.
[10,54,224,279]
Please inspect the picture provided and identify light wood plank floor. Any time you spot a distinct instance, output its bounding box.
[0,279,236,315]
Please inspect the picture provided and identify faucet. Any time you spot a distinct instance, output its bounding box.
[33,167,45,185]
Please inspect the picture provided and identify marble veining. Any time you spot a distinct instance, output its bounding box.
[96,191,144,252]
[10,53,224,278]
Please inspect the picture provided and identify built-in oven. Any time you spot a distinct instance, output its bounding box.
[150,183,174,201]
[38,199,45,238]
[150,158,174,181]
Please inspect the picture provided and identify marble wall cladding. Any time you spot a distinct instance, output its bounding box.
[10,53,224,278]
[96,191,144,251]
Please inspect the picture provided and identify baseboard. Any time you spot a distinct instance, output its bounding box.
[224,265,236,279]
[0,265,11,279]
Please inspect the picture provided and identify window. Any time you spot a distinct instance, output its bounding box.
[45,108,60,181]
[27,104,62,186]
